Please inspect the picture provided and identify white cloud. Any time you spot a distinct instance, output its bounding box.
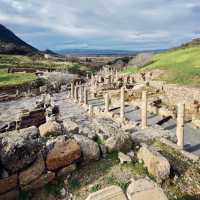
[0,0,199,50]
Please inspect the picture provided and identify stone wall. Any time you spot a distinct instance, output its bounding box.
[162,84,200,109]
[0,108,46,133]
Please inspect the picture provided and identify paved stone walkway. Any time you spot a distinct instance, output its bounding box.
[1,92,200,156]
[87,98,200,156]
[115,105,200,156]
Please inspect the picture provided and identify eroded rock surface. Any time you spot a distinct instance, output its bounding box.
[39,120,62,137]
[127,178,168,200]
[105,133,132,153]
[86,185,127,200]
[74,134,100,162]
[46,139,81,171]
[137,144,170,182]
[19,153,45,186]
[0,126,41,173]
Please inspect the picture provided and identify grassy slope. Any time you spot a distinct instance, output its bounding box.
[0,55,93,87]
[125,46,200,86]
[0,70,36,87]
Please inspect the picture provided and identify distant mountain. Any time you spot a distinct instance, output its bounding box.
[43,49,59,56]
[0,24,39,55]
[57,48,164,56]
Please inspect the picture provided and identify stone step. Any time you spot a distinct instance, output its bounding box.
[85,185,127,200]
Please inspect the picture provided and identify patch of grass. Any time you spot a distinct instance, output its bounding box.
[68,178,81,192]
[106,175,129,191]
[0,70,37,87]
[122,66,140,75]
[90,184,102,193]
[96,136,105,145]
[44,178,64,197]
[144,47,200,86]
[0,54,95,75]
[19,191,30,200]
[125,47,200,86]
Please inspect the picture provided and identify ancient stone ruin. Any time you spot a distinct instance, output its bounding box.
[0,66,200,200]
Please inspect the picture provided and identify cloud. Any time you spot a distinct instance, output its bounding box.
[0,0,199,50]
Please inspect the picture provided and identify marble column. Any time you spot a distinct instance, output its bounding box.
[79,86,84,103]
[141,91,147,129]
[71,82,74,98]
[89,104,94,117]
[84,87,88,105]
[104,93,109,112]
[120,87,125,121]
[74,86,79,102]
[176,103,185,149]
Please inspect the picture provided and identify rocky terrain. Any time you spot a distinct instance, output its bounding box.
[0,65,200,200]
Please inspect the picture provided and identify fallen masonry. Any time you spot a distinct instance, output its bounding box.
[0,67,200,200]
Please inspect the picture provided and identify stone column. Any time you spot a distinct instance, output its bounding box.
[16,89,19,97]
[71,82,74,98]
[79,86,84,103]
[176,103,185,149]
[74,86,79,102]
[84,87,88,105]
[98,76,102,83]
[104,93,109,112]
[88,104,94,117]
[120,87,125,121]
[141,91,147,129]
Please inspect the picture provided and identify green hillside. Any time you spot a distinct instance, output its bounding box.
[125,46,200,86]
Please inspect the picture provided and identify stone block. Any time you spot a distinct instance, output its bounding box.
[127,178,168,200]
[86,185,127,200]
[46,139,81,171]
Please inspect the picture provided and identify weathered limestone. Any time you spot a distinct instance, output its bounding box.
[79,86,84,103]
[127,178,168,200]
[74,134,100,162]
[0,189,19,200]
[19,153,45,186]
[84,88,88,105]
[22,171,55,191]
[176,103,185,149]
[39,121,62,137]
[89,105,94,117]
[63,118,79,134]
[0,126,41,173]
[105,133,132,153]
[104,93,109,112]
[0,174,18,194]
[74,86,79,102]
[137,144,170,182]
[141,91,147,129]
[118,152,132,164]
[120,87,125,121]
[46,139,81,171]
[71,82,74,98]
[86,185,127,200]
[57,164,77,177]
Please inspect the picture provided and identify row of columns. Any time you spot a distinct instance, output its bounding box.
[103,88,185,149]
[70,82,88,106]
[70,75,185,150]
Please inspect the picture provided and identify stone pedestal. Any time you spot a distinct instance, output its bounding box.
[141,91,147,129]
[104,93,109,112]
[176,103,185,149]
[120,87,125,121]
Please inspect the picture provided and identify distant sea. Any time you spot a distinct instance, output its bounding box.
[56,49,164,56]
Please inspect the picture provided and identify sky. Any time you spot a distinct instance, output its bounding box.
[0,0,200,51]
